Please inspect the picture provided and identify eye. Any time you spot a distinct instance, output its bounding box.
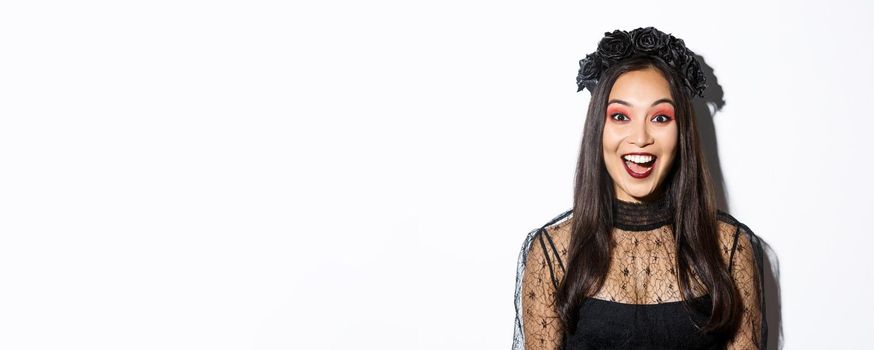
[651,114,672,123]
[610,113,630,122]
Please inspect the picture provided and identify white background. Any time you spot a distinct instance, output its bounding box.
[1,1,872,349]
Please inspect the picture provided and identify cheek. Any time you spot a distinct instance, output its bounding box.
[656,125,679,167]
[601,125,622,152]
[601,126,624,176]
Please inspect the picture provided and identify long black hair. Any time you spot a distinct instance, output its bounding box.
[555,55,742,338]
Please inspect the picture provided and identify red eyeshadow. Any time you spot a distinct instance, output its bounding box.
[653,107,675,118]
[606,106,628,115]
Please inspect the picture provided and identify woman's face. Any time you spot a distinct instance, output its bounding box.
[602,67,678,202]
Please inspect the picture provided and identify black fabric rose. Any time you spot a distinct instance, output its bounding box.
[597,30,633,62]
[683,59,707,97]
[631,27,667,53]
[576,27,707,98]
[658,36,690,68]
[576,53,603,92]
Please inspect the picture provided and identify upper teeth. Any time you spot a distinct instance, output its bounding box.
[623,155,654,164]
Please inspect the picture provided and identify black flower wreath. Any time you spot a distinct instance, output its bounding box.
[576,27,707,98]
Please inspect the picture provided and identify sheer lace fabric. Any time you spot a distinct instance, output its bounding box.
[512,201,766,350]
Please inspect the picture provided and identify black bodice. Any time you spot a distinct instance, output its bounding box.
[564,294,725,349]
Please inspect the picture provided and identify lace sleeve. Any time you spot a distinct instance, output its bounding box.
[512,227,565,350]
[726,224,768,350]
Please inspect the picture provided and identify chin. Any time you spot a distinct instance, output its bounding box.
[620,183,660,200]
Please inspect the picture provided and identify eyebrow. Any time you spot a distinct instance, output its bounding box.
[607,98,675,108]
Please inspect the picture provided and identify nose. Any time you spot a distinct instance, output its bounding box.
[627,118,654,147]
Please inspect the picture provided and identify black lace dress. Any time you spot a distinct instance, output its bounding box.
[511,196,767,350]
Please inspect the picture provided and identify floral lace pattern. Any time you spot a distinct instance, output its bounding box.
[512,207,766,350]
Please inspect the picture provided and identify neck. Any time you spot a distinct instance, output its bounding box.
[611,191,673,231]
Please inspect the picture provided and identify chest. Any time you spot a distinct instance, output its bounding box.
[591,229,706,304]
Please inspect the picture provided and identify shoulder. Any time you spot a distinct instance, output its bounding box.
[541,209,573,249]
[517,209,573,278]
[716,210,762,243]
[520,209,573,247]
[715,210,763,268]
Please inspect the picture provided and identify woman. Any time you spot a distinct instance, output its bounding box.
[511,27,767,349]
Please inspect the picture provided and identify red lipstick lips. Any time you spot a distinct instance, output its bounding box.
[622,152,657,179]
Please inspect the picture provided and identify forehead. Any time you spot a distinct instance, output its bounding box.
[608,67,672,104]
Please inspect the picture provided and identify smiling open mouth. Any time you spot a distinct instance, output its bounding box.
[622,153,656,178]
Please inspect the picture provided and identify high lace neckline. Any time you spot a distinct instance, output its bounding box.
[612,192,674,231]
